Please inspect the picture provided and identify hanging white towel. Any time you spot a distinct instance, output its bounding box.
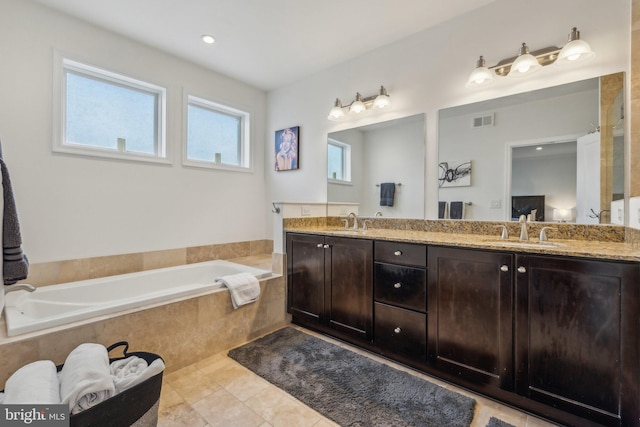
[217,272,261,309]
[59,343,115,414]
[2,360,60,404]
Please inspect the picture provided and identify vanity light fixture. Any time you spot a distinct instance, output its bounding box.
[556,27,595,65]
[507,43,542,77]
[466,27,595,88]
[328,86,391,120]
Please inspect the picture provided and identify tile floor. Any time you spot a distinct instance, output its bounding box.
[158,326,558,427]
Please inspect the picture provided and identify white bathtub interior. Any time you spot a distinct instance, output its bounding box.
[4,260,270,337]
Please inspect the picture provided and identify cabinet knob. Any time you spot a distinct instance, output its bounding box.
[394,327,402,334]
[500,265,509,272]
[517,266,526,273]
[316,243,323,248]
[394,250,403,256]
[394,283,402,289]
[323,244,330,249]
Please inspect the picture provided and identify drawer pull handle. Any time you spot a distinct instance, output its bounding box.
[323,244,330,249]
[394,283,402,289]
[394,327,402,334]
[394,250,403,256]
[517,266,526,273]
[316,243,323,248]
[500,265,509,272]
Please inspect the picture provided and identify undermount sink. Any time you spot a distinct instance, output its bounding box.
[482,239,566,249]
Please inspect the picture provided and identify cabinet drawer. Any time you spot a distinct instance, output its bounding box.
[374,302,426,361]
[375,241,427,267]
[374,263,426,312]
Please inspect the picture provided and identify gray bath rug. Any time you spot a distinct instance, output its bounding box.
[486,417,517,427]
[228,327,476,427]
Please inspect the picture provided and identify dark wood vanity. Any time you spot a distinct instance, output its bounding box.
[286,232,640,427]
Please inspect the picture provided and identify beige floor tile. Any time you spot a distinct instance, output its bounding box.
[164,367,222,404]
[158,400,208,427]
[192,388,265,427]
[245,386,321,427]
[222,370,272,402]
[158,382,184,412]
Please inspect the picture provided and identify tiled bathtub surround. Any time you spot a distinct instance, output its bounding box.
[0,254,287,387]
[25,239,273,286]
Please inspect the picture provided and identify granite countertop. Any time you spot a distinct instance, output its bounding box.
[286,227,640,262]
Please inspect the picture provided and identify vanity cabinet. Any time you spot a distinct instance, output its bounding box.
[286,233,373,343]
[373,241,427,362]
[515,255,639,427]
[427,246,514,392]
[286,233,640,426]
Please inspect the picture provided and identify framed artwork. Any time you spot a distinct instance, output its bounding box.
[274,126,299,171]
[438,159,471,187]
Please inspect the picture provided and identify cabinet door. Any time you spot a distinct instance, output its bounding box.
[374,302,427,361]
[326,237,373,341]
[428,246,514,391]
[286,233,326,324]
[515,255,639,427]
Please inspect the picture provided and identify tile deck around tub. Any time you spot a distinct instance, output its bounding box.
[158,326,559,427]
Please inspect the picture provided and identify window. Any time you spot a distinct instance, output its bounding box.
[328,139,351,182]
[55,57,167,163]
[185,95,251,171]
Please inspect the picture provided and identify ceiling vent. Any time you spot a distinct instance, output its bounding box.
[473,114,494,128]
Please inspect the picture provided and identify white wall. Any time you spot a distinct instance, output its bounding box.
[0,0,267,263]
[266,0,630,236]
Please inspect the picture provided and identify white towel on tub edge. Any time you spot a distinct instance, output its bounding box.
[217,272,261,309]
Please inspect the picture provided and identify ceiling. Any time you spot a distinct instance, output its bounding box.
[33,0,495,91]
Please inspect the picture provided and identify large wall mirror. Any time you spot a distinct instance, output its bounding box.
[438,73,624,225]
[327,113,425,218]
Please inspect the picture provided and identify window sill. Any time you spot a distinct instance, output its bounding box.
[182,159,253,173]
[53,145,172,166]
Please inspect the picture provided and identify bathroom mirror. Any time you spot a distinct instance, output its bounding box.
[438,73,624,224]
[327,113,425,218]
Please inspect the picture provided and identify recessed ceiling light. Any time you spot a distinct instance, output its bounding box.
[201,35,215,44]
[536,146,543,151]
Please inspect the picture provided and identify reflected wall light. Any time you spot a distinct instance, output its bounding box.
[466,27,595,88]
[552,208,574,222]
[328,86,391,120]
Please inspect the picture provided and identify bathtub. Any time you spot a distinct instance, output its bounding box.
[4,260,270,337]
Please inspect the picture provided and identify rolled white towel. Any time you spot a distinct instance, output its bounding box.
[111,357,165,393]
[2,360,60,404]
[59,343,115,414]
[217,272,260,309]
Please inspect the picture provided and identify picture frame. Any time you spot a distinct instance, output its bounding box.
[274,126,299,171]
[438,159,471,187]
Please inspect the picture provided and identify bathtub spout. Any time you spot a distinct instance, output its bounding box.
[4,283,36,294]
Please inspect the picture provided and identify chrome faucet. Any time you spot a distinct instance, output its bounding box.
[495,225,509,240]
[539,226,558,242]
[374,211,383,217]
[518,215,529,241]
[4,283,36,294]
[347,212,359,230]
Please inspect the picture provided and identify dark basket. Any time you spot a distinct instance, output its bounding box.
[63,341,164,427]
